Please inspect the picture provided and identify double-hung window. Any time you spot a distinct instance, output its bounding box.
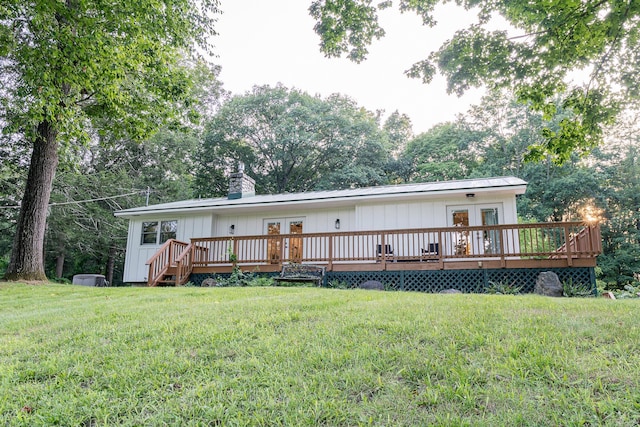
[141,220,177,245]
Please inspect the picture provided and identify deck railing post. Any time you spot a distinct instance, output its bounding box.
[232,238,238,268]
[499,227,506,268]
[328,235,333,271]
[438,231,444,270]
[380,233,386,269]
[564,224,573,266]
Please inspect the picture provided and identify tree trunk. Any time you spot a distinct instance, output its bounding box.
[55,254,65,279]
[5,121,59,281]
[105,245,116,286]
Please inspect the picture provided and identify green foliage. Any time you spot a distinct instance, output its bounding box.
[0,254,8,279]
[405,122,480,181]
[485,280,522,295]
[612,284,640,299]
[310,0,640,161]
[326,279,353,289]
[214,267,264,287]
[562,278,595,298]
[1,0,220,280]
[50,277,71,285]
[4,284,640,425]
[195,84,391,196]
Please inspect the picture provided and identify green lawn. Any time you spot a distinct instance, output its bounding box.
[1,283,638,426]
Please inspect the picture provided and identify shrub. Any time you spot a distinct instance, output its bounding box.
[214,268,271,287]
[326,280,351,289]
[485,280,522,295]
[562,278,595,297]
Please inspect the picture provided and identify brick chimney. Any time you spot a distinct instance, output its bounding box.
[228,163,255,199]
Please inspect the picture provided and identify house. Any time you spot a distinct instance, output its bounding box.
[114,170,601,292]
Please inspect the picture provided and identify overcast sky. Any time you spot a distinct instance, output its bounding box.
[212,1,488,135]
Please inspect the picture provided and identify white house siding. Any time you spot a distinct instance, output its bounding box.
[356,194,519,231]
[121,213,213,283]
[214,207,357,237]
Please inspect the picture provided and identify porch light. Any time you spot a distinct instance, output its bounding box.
[335,219,340,230]
[229,224,235,234]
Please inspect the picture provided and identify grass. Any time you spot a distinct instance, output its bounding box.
[1,283,639,426]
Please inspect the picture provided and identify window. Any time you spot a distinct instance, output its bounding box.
[141,222,158,244]
[140,220,177,245]
[160,220,177,243]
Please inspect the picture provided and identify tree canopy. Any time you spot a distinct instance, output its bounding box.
[310,0,640,162]
[195,85,392,196]
[0,0,219,280]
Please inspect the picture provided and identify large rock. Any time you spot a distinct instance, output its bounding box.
[201,278,217,287]
[440,288,462,294]
[360,280,384,290]
[535,272,563,297]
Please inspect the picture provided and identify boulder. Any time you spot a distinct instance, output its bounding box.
[440,288,462,294]
[201,278,217,287]
[535,272,563,297]
[360,280,384,290]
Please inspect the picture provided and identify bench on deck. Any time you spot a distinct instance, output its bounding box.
[274,264,326,286]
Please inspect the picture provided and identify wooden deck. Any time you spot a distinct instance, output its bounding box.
[145,222,601,286]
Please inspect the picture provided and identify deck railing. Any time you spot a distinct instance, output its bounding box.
[188,222,600,271]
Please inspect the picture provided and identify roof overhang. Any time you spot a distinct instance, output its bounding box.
[114,177,527,218]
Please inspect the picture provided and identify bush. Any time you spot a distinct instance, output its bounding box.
[0,254,8,278]
[326,280,352,289]
[485,280,522,295]
[612,284,640,299]
[562,278,595,297]
[214,268,272,287]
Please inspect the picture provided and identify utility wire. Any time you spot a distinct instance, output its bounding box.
[0,190,144,209]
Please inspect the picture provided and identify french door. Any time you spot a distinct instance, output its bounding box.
[446,205,502,256]
[264,217,304,263]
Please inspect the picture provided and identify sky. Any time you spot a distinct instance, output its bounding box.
[212,0,488,135]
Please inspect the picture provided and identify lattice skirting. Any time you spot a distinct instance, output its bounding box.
[325,268,595,293]
[190,267,595,294]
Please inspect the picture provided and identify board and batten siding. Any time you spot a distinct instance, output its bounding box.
[356,195,517,230]
[214,208,357,236]
[122,213,213,283]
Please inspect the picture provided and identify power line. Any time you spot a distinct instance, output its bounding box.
[0,190,144,210]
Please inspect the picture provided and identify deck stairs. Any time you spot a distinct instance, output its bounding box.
[146,240,194,287]
[154,266,178,286]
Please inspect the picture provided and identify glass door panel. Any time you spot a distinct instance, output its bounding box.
[266,220,282,264]
[447,204,502,256]
[481,208,501,254]
[288,220,303,263]
[264,217,305,263]
[450,209,471,255]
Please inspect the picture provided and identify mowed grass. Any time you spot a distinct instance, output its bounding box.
[1,284,639,426]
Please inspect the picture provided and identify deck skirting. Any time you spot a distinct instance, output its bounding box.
[190,267,595,294]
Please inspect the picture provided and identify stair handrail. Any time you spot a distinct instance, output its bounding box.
[146,239,189,286]
[174,243,193,286]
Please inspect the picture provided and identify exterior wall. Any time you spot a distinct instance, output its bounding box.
[122,213,213,283]
[356,194,517,230]
[214,207,357,237]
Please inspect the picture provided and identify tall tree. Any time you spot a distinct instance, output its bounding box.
[310,0,640,162]
[404,122,480,181]
[196,85,390,195]
[1,0,218,280]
